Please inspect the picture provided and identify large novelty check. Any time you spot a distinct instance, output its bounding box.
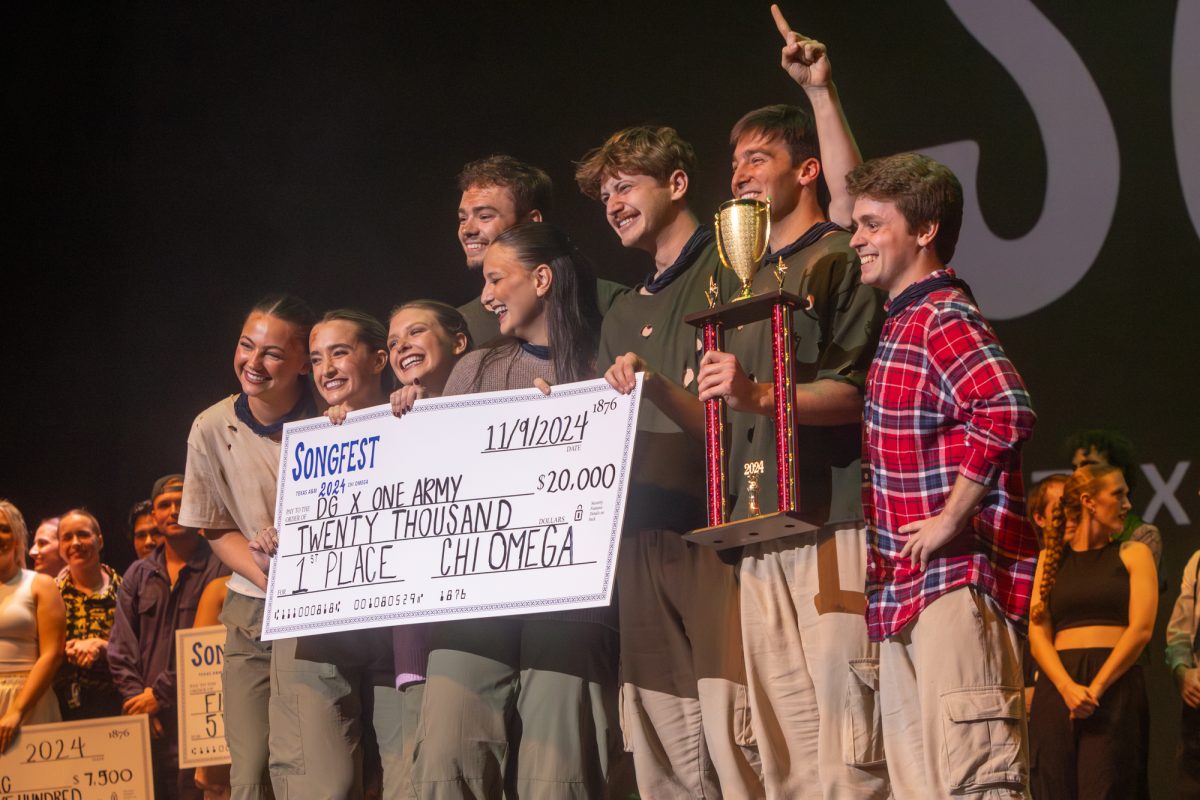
[0,714,153,799]
[262,376,641,640]
[176,625,229,768]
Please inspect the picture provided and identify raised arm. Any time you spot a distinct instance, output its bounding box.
[771,4,861,227]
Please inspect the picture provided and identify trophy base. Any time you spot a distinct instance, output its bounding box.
[685,289,805,329]
[685,510,820,550]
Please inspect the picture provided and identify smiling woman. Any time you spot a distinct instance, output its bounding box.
[388,301,472,393]
[249,306,398,800]
[0,499,65,753]
[176,293,317,798]
[52,509,123,720]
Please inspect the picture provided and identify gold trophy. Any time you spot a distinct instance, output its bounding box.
[714,198,771,300]
[684,196,820,548]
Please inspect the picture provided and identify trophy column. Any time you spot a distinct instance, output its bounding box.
[701,317,727,527]
[771,301,799,515]
[684,289,820,549]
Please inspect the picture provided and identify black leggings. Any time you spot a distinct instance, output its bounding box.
[1029,647,1148,800]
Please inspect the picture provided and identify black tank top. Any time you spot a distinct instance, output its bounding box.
[1050,541,1129,630]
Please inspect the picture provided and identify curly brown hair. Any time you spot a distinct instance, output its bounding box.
[574,125,696,201]
[457,155,553,220]
[1029,463,1122,624]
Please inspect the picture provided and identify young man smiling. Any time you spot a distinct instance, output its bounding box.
[454,155,626,345]
[848,153,1037,799]
[688,8,890,797]
[578,126,761,799]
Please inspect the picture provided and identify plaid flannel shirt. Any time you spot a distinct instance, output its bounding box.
[862,269,1038,642]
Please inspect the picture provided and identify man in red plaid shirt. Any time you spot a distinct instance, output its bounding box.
[847,153,1038,800]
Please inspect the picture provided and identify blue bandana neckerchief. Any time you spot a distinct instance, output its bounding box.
[642,226,715,294]
[763,220,845,264]
[885,268,976,318]
[519,341,551,360]
[234,391,316,437]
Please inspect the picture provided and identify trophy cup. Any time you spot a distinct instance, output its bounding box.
[715,198,771,300]
[684,199,821,549]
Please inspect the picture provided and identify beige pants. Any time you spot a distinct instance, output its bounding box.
[412,617,619,799]
[878,586,1030,800]
[219,592,273,800]
[739,525,889,799]
[617,529,762,799]
[373,682,423,800]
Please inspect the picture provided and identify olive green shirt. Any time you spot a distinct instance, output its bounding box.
[459,277,629,347]
[597,235,741,532]
[724,230,884,525]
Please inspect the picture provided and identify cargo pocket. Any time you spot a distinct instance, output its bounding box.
[268,693,305,776]
[939,686,1026,791]
[842,658,885,767]
[733,682,756,748]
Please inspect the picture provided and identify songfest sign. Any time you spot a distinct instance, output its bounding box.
[175,625,229,769]
[261,376,642,640]
[0,714,152,799]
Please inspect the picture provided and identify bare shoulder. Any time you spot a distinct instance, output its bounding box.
[30,572,64,607]
[1119,539,1155,568]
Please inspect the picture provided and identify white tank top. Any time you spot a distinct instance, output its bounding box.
[0,570,39,671]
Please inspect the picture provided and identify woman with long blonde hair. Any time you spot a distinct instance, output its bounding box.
[1027,463,1156,798]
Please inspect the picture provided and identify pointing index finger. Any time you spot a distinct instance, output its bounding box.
[771,4,793,40]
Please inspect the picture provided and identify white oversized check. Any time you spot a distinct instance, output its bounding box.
[0,714,152,799]
[176,625,229,768]
[262,376,642,640]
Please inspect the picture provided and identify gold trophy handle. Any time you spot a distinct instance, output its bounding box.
[714,211,729,271]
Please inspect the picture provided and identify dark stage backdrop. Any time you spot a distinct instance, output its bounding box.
[5,1,1198,792]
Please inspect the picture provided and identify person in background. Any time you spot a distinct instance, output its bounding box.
[109,474,230,800]
[28,517,66,578]
[0,499,65,753]
[192,576,232,800]
[1027,464,1155,799]
[128,499,162,560]
[1022,474,1069,712]
[53,508,123,719]
[1167,546,1200,798]
[1066,429,1161,570]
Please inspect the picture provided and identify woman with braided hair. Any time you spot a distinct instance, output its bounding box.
[1027,463,1157,799]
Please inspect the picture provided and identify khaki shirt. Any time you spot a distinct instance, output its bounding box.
[179,395,282,598]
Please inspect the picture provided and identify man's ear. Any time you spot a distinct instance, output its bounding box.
[668,169,690,201]
[526,209,544,223]
[796,156,821,188]
[916,219,940,249]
